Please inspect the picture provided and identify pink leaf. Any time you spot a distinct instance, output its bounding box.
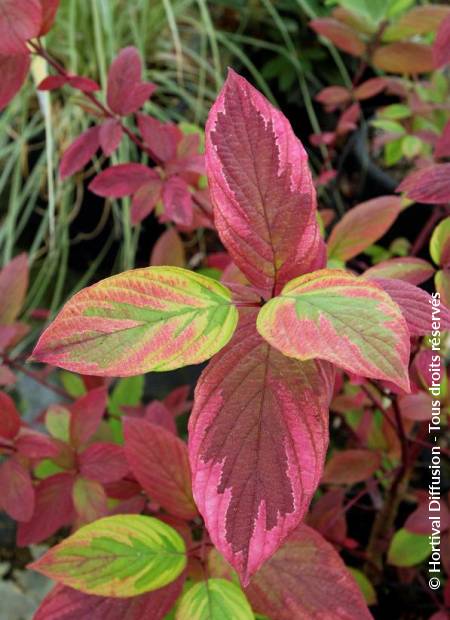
[34,574,185,620]
[162,176,194,227]
[39,0,60,35]
[405,500,450,535]
[435,119,450,159]
[315,86,351,107]
[144,401,177,434]
[0,253,28,324]
[206,69,324,299]
[17,473,75,546]
[0,0,42,55]
[398,392,433,421]
[106,47,156,116]
[309,19,366,56]
[78,443,129,484]
[60,126,100,180]
[124,417,197,520]
[373,42,434,74]
[99,119,123,156]
[67,76,100,93]
[88,163,157,197]
[0,390,20,439]
[164,385,191,416]
[150,227,185,268]
[69,386,107,448]
[363,258,434,285]
[397,164,450,204]
[0,52,30,110]
[368,277,450,336]
[308,488,347,545]
[137,114,180,163]
[72,476,108,524]
[353,77,389,100]
[327,196,403,261]
[15,428,60,459]
[433,14,450,68]
[322,449,381,485]
[0,458,34,521]
[130,178,163,225]
[189,309,334,584]
[246,523,372,620]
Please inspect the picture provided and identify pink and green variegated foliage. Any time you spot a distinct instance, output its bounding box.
[32,267,238,375]
[33,71,417,593]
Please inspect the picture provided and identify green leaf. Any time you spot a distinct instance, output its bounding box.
[337,0,391,23]
[348,568,377,605]
[384,138,404,167]
[401,136,422,159]
[387,529,430,567]
[32,267,239,376]
[371,119,405,134]
[430,216,450,267]
[108,376,144,417]
[379,104,411,120]
[175,579,253,619]
[256,269,410,391]
[45,405,71,443]
[30,515,187,597]
[60,371,86,398]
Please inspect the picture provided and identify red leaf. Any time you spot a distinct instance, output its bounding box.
[137,113,180,163]
[308,488,347,545]
[60,126,100,180]
[99,119,123,156]
[354,77,389,100]
[363,258,434,285]
[16,428,62,459]
[189,309,334,583]
[246,524,372,620]
[398,392,433,422]
[0,52,29,110]
[78,443,129,484]
[130,178,163,225]
[0,391,20,439]
[0,253,28,324]
[72,476,108,524]
[34,574,185,620]
[150,227,185,268]
[315,86,351,107]
[206,69,324,299]
[0,0,42,55]
[88,163,157,197]
[322,449,381,485]
[433,14,450,68]
[162,176,194,227]
[327,196,403,261]
[405,500,450,535]
[124,417,197,520]
[398,164,450,204]
[366,278,450,337]
[17,473,75,546]
[0,364,15,386]
[164,385,191,416]
[309,19,366,57]
[69,386,107,448]
[0,458,34,521]
[107,47,155,116]
[67,76,100,93]
[39,0,60,35]
[373,43,434,74]
[144,401,177,434]
[38,75,69,90]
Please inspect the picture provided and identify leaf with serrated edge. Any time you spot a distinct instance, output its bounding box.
[176,579,253,620]
[30,515,187,597]
[31,267,238,376]
[246,523,372,620]
[206,69,324,299]
[257,269,410,391]
[189,309,334,584]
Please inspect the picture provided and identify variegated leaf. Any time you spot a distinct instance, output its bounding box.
[189,309,334,584]
[30,515,187,597]
[32,267,238,376]
[176,579,253,620]
[257,269,410,391]
[206,69,324,299]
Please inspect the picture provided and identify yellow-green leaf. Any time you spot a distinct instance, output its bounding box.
[175,579,253,619]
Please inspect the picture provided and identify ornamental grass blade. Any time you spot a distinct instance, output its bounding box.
[31,267,238,376]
